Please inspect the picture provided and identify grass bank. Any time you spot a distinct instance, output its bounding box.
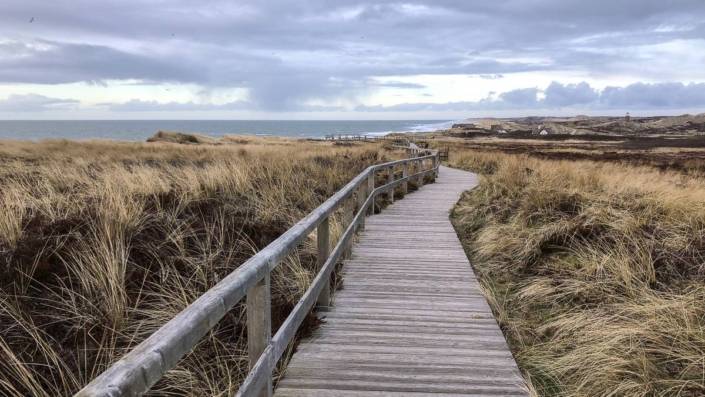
[449,149,705,396]
[0,137,389,396]
[429,135,705,175]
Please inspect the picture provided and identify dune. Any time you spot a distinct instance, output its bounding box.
[147,130,220,144]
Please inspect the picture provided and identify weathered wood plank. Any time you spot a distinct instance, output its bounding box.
[277,378,525,395]
[274,166,527,396]
[276,388,513,397]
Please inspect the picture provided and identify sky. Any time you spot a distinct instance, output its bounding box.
[1,0,705,120]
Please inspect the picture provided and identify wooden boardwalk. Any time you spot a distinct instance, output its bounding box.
[275,166,527,397]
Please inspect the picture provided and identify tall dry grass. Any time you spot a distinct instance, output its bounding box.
[0,137,390,396]
[450,150,705,396]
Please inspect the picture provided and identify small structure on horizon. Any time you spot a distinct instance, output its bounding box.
[625,112,631,122]
[532,124,550,135]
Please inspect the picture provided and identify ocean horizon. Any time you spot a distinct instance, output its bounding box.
[0,120,455,141]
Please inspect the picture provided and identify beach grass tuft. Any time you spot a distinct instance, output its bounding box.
[450,149,705,396]
[0,137,389,396]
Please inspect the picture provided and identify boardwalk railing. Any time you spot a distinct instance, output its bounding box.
[323,134,379,141]
[76,149,440,397]
[322,134,393,141]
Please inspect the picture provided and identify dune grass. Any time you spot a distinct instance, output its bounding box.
[449,149,705,396]
[0,137,391,396]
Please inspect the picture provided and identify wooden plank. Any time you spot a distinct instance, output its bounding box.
[277,378,525,395]
[276,388,511,397]
[313,306,496,318]
[274,166,527,397]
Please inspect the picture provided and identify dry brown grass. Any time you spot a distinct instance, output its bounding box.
[419,133,705,175]
[0,137,393,396]
[449,149,705,396]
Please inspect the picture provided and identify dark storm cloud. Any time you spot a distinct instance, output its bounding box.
[2,0,705,111]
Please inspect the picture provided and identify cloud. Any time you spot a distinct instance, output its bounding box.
[355,101,477,112]
[370,81,427,89]
[544,82,599,107]
[498,88,540,107]
[1,1,705,112]
[600,82,705,108]
[356,81,705,112]
[0,40,195,84]
[12,81,705,115]
[103,99,344,112]
[0,94,79,111]
[104,99,252,112]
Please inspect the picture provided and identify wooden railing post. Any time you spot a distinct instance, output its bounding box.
[431,156,437,181]
[247,274,272,397]
[357,183,367,230]
[387,165,394,202]
[402,161,408,195]
[316,217,330,307]
[434,153,440,179]
[367,173,375,215]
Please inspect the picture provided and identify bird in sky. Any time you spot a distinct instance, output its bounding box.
[29,17,34,23]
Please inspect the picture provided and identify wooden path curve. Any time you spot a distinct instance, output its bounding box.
[275,166,527,396]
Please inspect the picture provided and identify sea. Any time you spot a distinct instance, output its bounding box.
[0,120,455,141]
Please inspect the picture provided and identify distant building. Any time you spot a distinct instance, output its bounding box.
[532,124,545,135]
[539,129,549,136]
[625,112,631,122]
[451,123,476,129]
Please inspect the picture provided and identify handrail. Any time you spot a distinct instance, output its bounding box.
[75,148,440,397]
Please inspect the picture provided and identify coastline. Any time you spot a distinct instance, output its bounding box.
[0,119,455,141]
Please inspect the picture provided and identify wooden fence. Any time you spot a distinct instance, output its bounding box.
[438,146,449,161]
[322,134,385,141]
[75,149,440,397]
